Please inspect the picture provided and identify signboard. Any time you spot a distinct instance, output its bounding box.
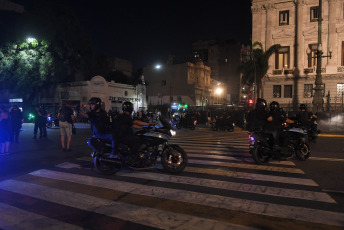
[109,96,140,103]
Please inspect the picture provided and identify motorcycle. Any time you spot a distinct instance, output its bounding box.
[307,117,321,143]
[249,122,310,164]
[46,114,59,128]
[87,118,188,175]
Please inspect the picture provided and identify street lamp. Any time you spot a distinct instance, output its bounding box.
[306,0,332,112]
[215,87,223,104]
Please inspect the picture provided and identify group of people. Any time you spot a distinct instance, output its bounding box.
[55,97,153,163]
[247,98,317,150]
[33,105,48,139]
[0,105,23,155]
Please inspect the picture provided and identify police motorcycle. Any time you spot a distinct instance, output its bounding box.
[46,113,59,128]
[88,118,188,175]
[249,121,310,165]
[307,116,321,143]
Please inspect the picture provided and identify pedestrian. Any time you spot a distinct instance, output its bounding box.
[0,106,11,155]
[9,105,23,143]
[40,106,48,139]
[57,102,75,151]
[206,109,212,126]
[33,105,43,139]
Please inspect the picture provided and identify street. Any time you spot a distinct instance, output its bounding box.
[0,123,344,230]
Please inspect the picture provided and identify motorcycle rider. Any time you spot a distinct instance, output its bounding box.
[265,101,294,151]
[297,104,318,141]
[246,98,269,132]
[113,101,154,163]
[79,97,117,157]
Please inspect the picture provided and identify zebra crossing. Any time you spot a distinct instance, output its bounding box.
[0,132,343,230]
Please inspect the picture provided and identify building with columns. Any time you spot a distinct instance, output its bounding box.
[252,0,344,111]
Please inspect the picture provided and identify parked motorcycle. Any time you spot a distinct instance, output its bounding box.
[249,122,310,164]
[46,114,59,128]
[88,118,188,175]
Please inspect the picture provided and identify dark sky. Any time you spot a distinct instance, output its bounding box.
[14,0,252,71]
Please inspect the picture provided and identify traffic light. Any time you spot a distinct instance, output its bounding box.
[248,99,254,105]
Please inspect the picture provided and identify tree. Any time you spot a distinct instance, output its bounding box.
[240,41,281,98]
[0,38,54,103]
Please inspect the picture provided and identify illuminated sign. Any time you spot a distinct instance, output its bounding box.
[9,98,23,102]
[109,96,140,103]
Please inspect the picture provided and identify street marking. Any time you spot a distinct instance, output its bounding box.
[309,157,344,162]
[55,162,81,169]
[22,170,344,227]
[0,179,259,230]
[117,171,336,203]
[188,159,304,174]
[185,167,318,186]
[0,202,83,230]
[187,152,296,166]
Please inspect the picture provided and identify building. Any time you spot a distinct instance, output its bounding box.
[39,76,147,113]
[252,0,344,111]
[143,61,226,108]
[192,39,243,104]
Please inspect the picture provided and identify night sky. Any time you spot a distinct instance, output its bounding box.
[12,0,252,70]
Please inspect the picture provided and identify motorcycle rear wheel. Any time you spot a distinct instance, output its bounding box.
[161,144,188,174]
[94,153,121,175]
[252,145,270,165]
[296,142,310,161]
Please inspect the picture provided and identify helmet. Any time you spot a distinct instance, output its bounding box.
[255,98,267,110]
[88,97,102,111]
[270,101,280,111]
[299,104,307,111]
[122,101,134,114]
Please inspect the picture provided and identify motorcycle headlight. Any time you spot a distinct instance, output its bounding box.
[170,129,176,136]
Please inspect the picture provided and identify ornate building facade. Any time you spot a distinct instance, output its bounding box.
[252,0,344,111]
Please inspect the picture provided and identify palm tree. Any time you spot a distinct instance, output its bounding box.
[240,41,281,98]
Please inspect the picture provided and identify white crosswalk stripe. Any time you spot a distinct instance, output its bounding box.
[0,132,343,229]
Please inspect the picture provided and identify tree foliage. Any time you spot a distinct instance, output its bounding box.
[0,39,54,100]
[240,41,281,97]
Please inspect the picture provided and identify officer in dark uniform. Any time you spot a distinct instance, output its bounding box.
[246,98,269,132]
[265,101,294,150]
[113,101,154,163]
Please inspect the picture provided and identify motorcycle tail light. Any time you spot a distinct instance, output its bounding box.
[194,120,197,125]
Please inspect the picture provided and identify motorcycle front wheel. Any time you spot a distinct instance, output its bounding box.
[252,145,270,165]
[94,153,121,175]
[296,142,310,161]
[161,144,188,174]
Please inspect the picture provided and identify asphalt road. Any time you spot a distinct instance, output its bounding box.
[0,123,343,229]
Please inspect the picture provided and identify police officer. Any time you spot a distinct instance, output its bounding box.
[265,101,294,150]
[79,97,116,157]
[246,98,268,132]
[113,101,154,163]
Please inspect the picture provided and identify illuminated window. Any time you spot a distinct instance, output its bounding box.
[275,47,290,69]
[337,83,344,97]
[308,44,318,67]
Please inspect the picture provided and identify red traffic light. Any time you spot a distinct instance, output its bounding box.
[248,99,254,104]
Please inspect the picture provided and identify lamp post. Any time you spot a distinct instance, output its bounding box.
[306,0,332,112]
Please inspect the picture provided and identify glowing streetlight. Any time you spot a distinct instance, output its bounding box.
[154,64,162,70]
[215,87,223,95]
[27,37,36,43]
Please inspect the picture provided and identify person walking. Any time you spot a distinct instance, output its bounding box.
[9,105,23,143]
[0,106,11,155]
[57,102,75,151]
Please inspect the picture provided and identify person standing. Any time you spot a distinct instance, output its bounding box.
[33,105,43,139]
[57,102,75,151]
[9,105,23,143]
[0,106,10,155]
[40,106,48,139]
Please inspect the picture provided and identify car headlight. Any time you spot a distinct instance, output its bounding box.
[170,129,176,136]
